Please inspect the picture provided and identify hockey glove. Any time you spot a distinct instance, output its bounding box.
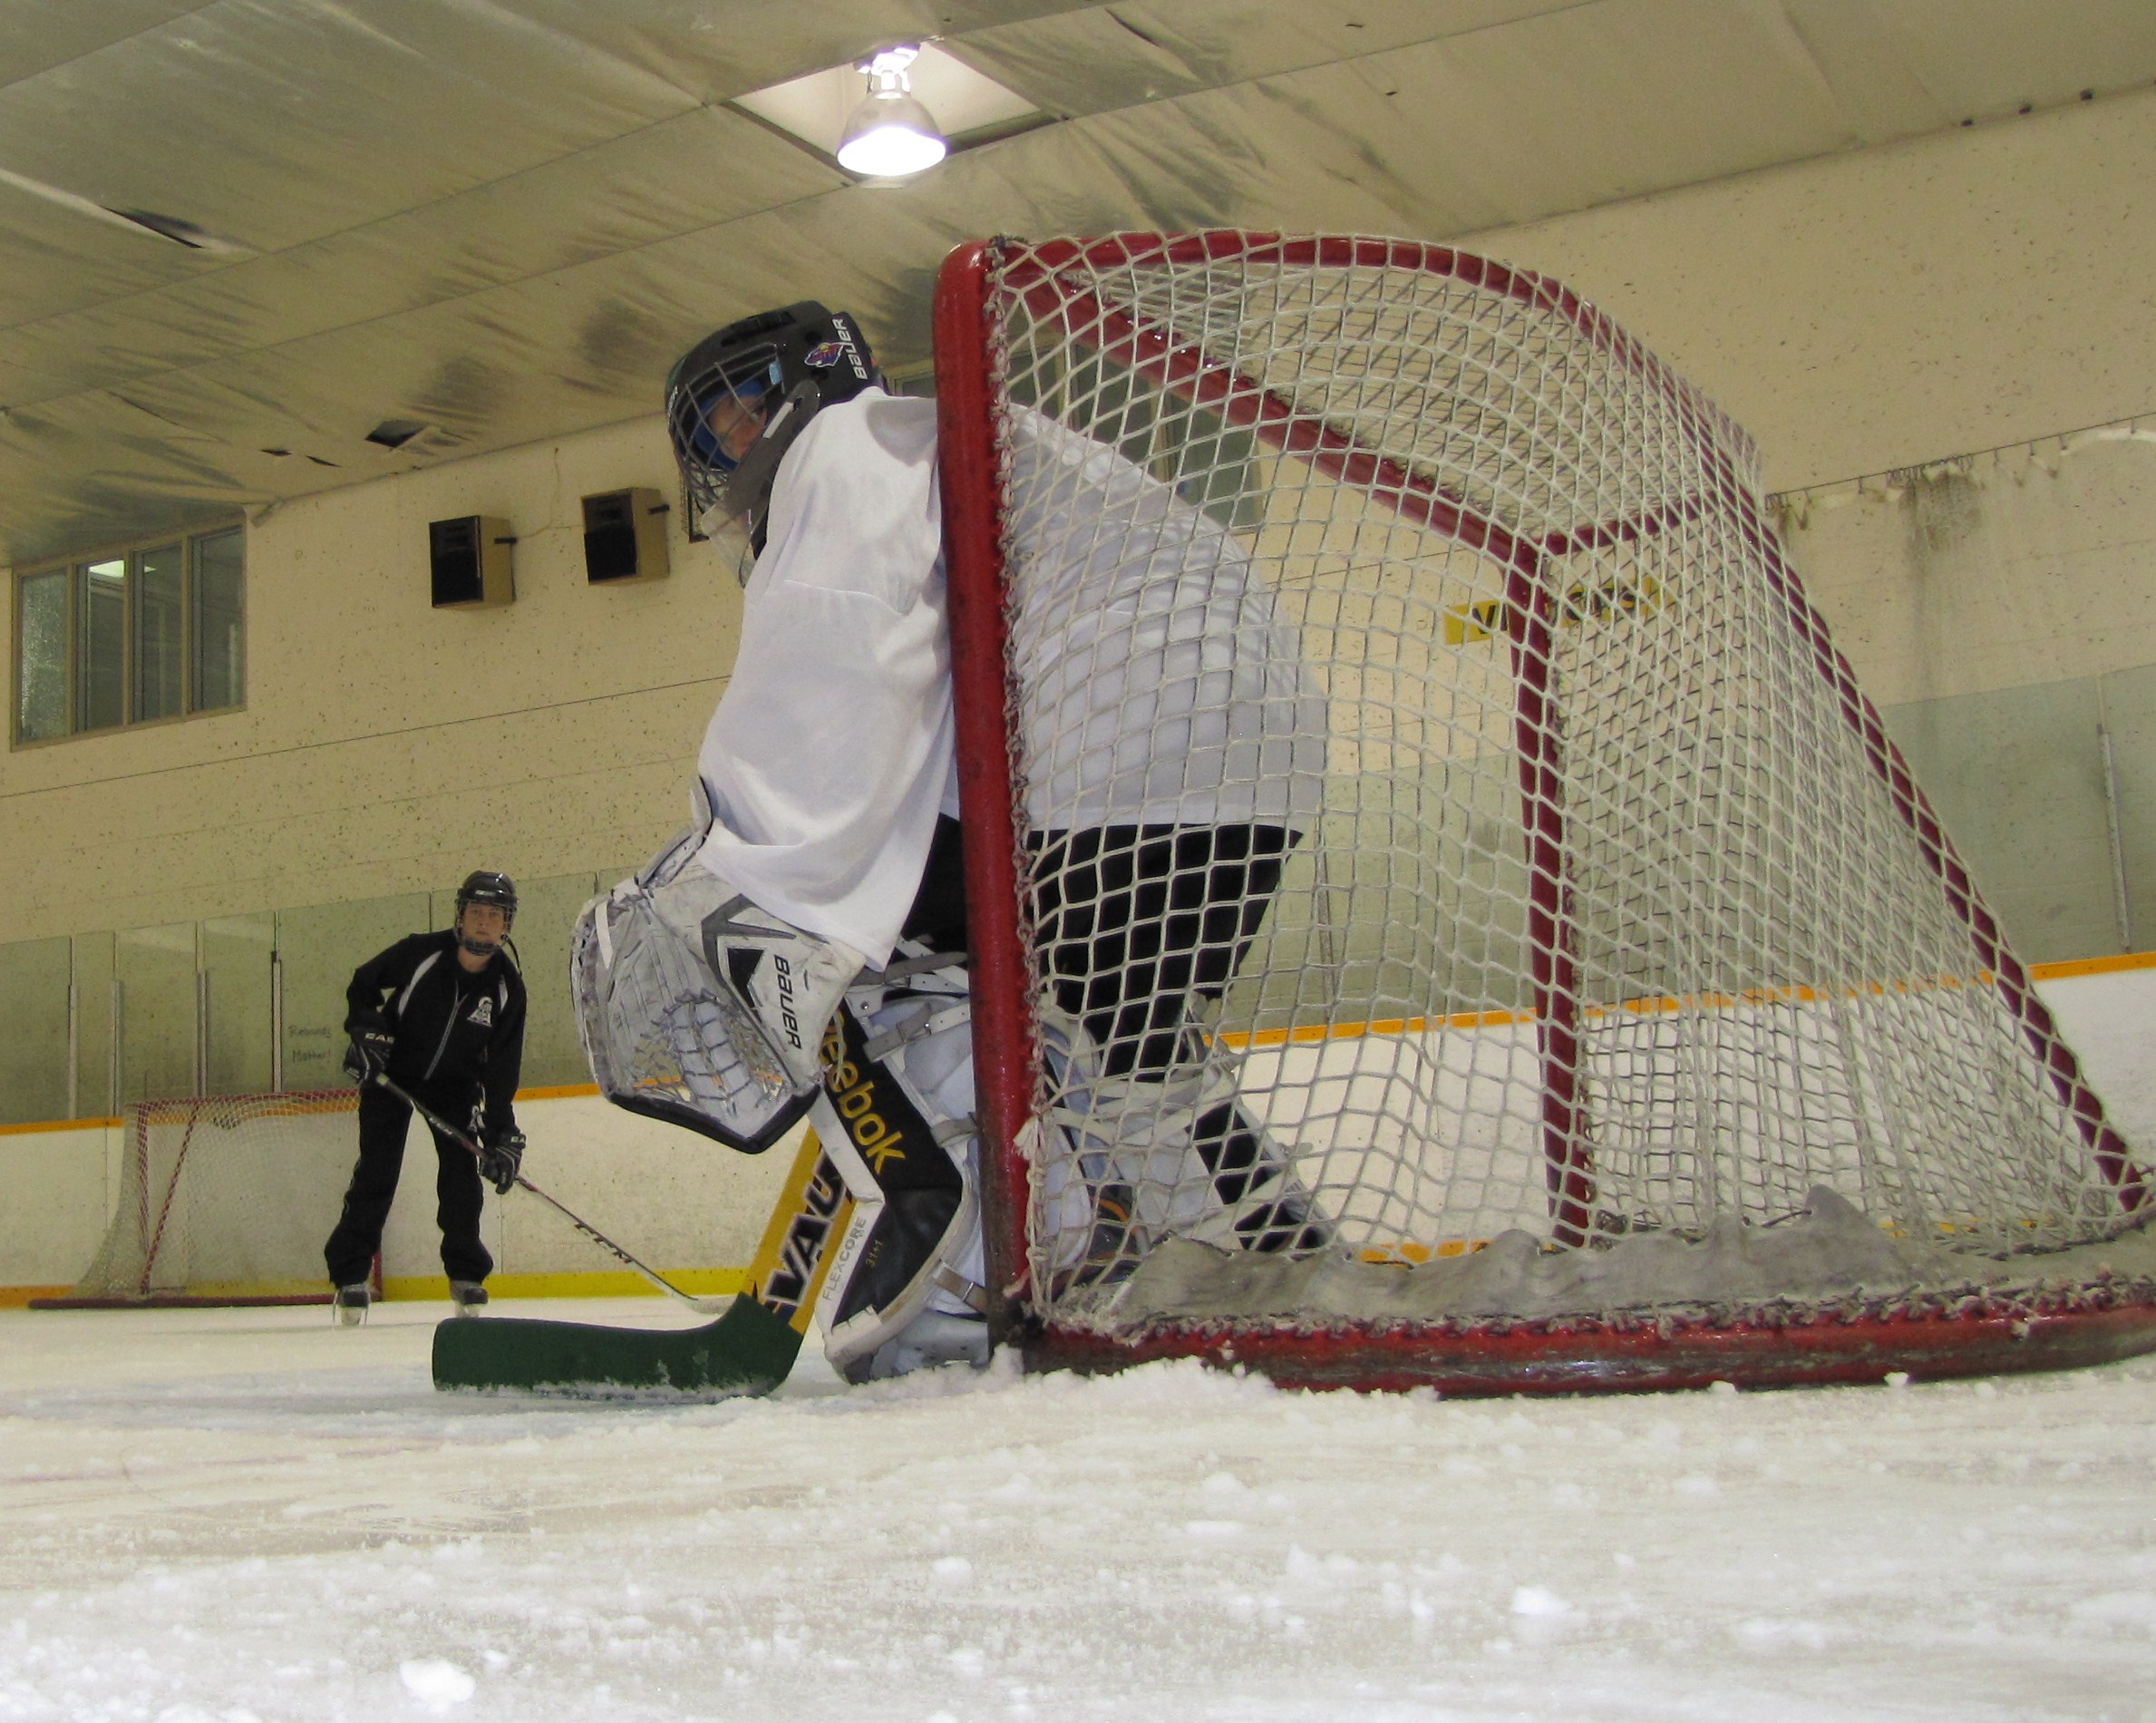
[478,1128,525,1194]
[342,1025,395,1083]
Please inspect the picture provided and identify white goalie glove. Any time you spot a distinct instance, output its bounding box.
[574,825,862,1154]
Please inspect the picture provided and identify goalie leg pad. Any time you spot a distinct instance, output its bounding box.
[812,956,986,1381]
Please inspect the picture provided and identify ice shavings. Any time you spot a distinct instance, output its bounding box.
[1087,1185,2156,1334]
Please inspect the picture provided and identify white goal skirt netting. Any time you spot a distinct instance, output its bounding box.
[960,235,2148,1340]
[64,1091,358,1303]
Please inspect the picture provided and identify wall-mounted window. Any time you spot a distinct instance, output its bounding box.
[14,525,244,745]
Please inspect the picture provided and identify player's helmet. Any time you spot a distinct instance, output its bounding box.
[665,302,879,554]
[455,871,518,929]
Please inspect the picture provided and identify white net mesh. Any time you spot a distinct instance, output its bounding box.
[969,236,2143,1328]
[65,1090,358,1302]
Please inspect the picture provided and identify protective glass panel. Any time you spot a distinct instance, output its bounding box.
[116,922,197,1105]
[1882,679,2116,965]
[191,528,245,713]
[2098,663,2156,954]
[132,541,185,723]
[276,895,429,1093]
[0,937,72,1124]
[201,912,275,1095]
[76,558,127,731]
[15,569,68,743]
[72,932,115,1118]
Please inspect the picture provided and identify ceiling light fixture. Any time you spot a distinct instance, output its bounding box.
[834,46,947,179]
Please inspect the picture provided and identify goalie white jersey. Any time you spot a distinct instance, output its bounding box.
[693,388,1325,967]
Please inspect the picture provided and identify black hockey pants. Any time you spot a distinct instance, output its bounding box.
[324,1082,495,1287]
[1029,823,1295,1078]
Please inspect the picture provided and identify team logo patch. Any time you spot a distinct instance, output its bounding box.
[467,997,494,1027]
[802,339,846,369]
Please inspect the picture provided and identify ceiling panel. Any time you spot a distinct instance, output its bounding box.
[1,0,2151,563]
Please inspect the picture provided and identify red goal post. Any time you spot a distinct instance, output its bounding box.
[932,231,2156,1393]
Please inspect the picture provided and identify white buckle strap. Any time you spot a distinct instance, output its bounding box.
[931,1263,987,1313]
[879,949,969,983]
[862,1001,970,1064]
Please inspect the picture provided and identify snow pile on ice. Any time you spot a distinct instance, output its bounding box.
[398,1658,476,1710]
[1094,1185,2156,1330]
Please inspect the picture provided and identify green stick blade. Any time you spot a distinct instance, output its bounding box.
[432,1296,803,1397]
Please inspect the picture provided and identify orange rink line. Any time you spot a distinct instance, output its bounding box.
[2,954,2150,1135]
[1219,949,2156,1049]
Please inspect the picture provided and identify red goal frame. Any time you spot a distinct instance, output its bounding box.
[931,231,2156,1393]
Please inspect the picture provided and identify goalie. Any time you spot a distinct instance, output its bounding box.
[575,301,1331,1382]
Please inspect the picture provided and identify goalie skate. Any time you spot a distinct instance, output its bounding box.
[1034,1008,1332,1294]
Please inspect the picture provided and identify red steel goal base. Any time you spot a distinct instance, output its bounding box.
[1017,1292,2156,1395]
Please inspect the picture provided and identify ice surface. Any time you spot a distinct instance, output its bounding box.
[8,1300,2156,1719]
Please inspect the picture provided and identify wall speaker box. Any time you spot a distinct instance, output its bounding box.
[429,515,515,608]
[582,488,671,584]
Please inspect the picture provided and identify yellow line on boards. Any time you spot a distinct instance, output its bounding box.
[2030,949,2156,981]
[0,1285,75,1307]
[381,1269,749,1302]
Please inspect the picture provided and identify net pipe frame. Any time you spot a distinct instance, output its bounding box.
[31,1088,370,1310]
[931,230,2156,1393]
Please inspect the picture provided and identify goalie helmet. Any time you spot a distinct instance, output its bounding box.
[665,301,880,556]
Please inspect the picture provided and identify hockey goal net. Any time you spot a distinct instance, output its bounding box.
[36,1090,362,1308]
[933,231,2156,1392]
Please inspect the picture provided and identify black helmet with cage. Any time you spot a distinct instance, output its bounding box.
[664,301,879,556]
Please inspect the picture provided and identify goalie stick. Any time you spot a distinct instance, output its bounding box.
[371,1071,735,1316]
[432,1114,856,1396]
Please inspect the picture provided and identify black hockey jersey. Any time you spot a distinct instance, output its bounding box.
[345,930,526,1135]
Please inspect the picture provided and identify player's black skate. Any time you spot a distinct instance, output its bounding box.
[334,1284,370,1328]
[450,1280,489,1316]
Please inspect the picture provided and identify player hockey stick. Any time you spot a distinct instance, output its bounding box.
[371,1070,733,1316]
[430,1104,857,1396]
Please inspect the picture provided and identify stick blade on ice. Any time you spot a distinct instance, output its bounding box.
[431,1296,802,1396]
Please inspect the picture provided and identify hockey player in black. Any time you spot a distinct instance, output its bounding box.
[325,871,529,1325]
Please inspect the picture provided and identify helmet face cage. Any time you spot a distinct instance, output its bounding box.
[667,345,782,524]
[664,302,879,539]
[456,871,518,930]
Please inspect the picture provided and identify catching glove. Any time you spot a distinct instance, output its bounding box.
[479,1128,525,1194]
[342,1024,395,1083]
